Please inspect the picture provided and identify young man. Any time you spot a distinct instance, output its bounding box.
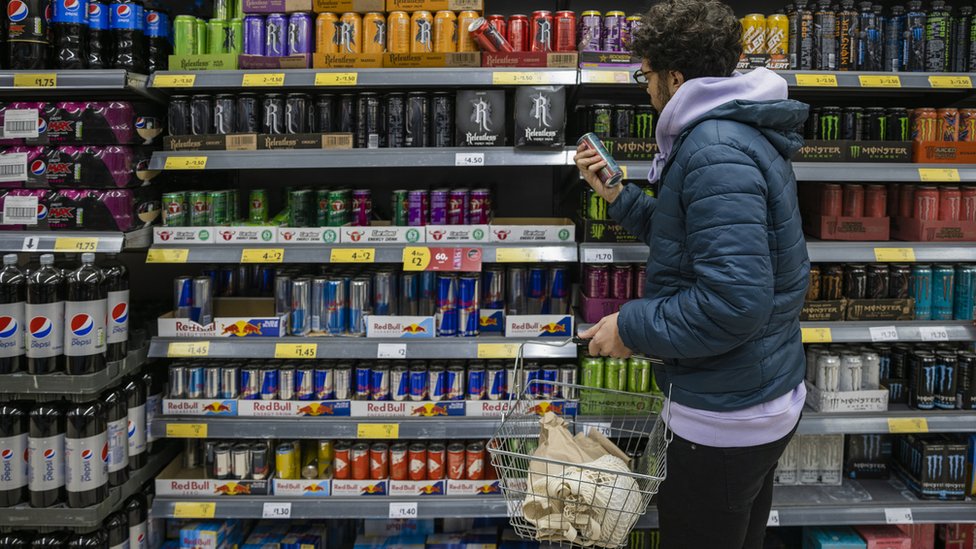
[575,0,810,547]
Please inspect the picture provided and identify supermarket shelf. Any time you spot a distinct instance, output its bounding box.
[149,68,579,90]
[0,226,152,254]
[802,320,976,343]
[0,339,147,399]
[0,444,178,530]
[798,406,976,435]
[148,337,579,360]
[611,161,976,182]
[149,148,571,170]
[580,241,976,264]
[0,70,159,100]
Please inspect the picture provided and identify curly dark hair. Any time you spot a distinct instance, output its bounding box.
[630,0,743,80]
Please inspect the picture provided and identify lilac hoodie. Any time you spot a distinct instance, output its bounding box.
[648,68,806,447]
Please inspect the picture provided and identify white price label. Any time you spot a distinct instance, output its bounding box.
[377,343,407,359]
[0,152,28,183]
[3,109,39,139]
[582,248,614,263]
[389,502,418,519]
[262,502,292,519]
[3,195,37,225]
[884,508,914,524]
[869,326,899,342]
[767,510,780,527]
[583,422,612,437]
[506,498,523,517]
[455,152,485,167]
[919,326,950,342]
[21,236,38,251]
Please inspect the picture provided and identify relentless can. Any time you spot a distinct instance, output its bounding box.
[577,133,624,187]
[554,11,576,52]
[356,92,381,149]
[468,17,513,53]
[265,13,288,56]
[433,10,456,53]
[405,92,429,148]
[262,93,285,135]
[338,12,362,54]
[411,11,434,53]
[387,11,410,53]
[315,12,338,54]
[362,12,385,54]
[237,93,259,133]
[431,92,454,148]
[457,11,479,52]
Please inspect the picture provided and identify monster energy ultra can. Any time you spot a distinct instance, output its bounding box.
[580,356,604,388]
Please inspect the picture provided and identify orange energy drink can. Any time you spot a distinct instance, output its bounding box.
[351,442,369,480]
[387,11,410,53]
[938,108,960,142]
[426,442,446,480]
[390,443,408,480]
[433,10,457,52]
[338,12,362,54]
[741,13,766,54]
[960,109,976,142]
[766,13,788,56]
[912,107,939,142]
[457,11,479,52]
[315,12,339,54]
[369,443,389,480]
[333,441,350,479]
[362,12,386,53]
[411,11,434,53]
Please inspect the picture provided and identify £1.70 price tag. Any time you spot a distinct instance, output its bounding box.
[262,502,292,519]
[919,326,950,341]
[582,248,614,263]
[869,326,899,342]
[389,502,418,519]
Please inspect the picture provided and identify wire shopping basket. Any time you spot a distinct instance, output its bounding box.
[487,340,672,549]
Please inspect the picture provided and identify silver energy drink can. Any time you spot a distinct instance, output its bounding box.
[290,278,311,336]
[577,132,624,187]
[221,366,240,399]
[192,276,213,325]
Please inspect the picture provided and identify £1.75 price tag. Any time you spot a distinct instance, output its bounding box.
[389,502,418,519]
[869,326,899,342]
[262,502,292,519]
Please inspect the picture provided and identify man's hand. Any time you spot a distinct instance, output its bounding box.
[574,144,623,204]
[580,313,633,359]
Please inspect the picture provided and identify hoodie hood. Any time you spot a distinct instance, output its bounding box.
[647,68,808,183]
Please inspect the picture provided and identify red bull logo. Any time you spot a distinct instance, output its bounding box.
[528,402,563,416]
[411,403,448,416]
[202,402,232,413]
[479,316,499,327]
[360,483,386,495]
[476,482,501,494]
[303,483,327,493]
[214,482,251,495]
[403,324,427,334]
[539,322,566,334]
[296,403,334,416]
[221,321,264,336]
[418,482,444,495]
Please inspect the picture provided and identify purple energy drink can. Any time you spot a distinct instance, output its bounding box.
[602,12,625,52]
[407,190,428,227]
[579,11,602,52]
[313,368,334,400]
[243,15,265,55]
[584,264,610,299]
[429,188,449,226]
[287,12,313,55]
[391,366,409,401]
[635,264,646,298]
[448,189,469,225]
[469,189,490,224]
[409,367,428,401]
[352,189,372,227]
[458,274,480,337]
[265,13,288,57]
[436,274,459,337]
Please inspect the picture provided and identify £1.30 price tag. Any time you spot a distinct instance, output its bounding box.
[389,502,418,519]
[455,152,485,166]
[869,326,899,342]
[262,502,292,519]
[377,343,406,359]
[919,326,950,342]
[884,508,914,524]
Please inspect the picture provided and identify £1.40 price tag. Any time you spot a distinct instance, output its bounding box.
[389,502,418,519]
[919,326,950,342]
[262,502,292,519]
[869,326,899,342]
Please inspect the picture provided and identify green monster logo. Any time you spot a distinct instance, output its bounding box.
[850,145,861,159]
[820,115,840,140]
[898,116,911,141]
[634,113,654,139]
[878,116,887,141]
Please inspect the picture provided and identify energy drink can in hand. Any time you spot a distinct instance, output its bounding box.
[577,132,624,187]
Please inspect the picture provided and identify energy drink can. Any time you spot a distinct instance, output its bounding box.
[348,278,369,336]
[313,367,333,400]
[939,108,960,142]
[627,358,651,393]
[338,12,362,54]
[285,93,310,134]
[433,10,456,52]
[362,12,385,54]
[355,365,371,400]
[457,11,479,52]
[436,274,458,337]
[369,443,388,479]
[558,366,578,399]
[481,266,505,310]
[168,365,187,398]
[411,11,434,52]
[409,366,428,401]
[522,363,541,398]
[469,189,491,225]
[548,266,569,315]
[262,93,285,135]
[265,13,288,56]
[911,264,933,320]
[387,11,410,53]
[579,10,601,52]
[231,443,251,479]
[431,92,454,148]
[634,106,655,139]
[577,133,624,187]
[458,275,480,337]
[767,13,789,56]
[466,364,486,400]
[935,352,958,409]
[193,276,214,325]
[237,93,259,133]
[959,109,976,142]
[465,442,485,480]
[258,366,279,400]
[352,189,372,227]
[884,5,905,71]
[295,366,314,401]
[371,365,390,401]
[604,358,627,391]
[356,93,381,149]
[203,367,221,399]
[468,16,513,52]
[867,264,890,298]
[290,278,311,336]
[240,366,260,400]
[407,443,426,480]
[446,365,465,400]
[843,264,867,299]
[526,267,548,315]
[932,264,955,320]
[163,192,188,227]
[953,265,976,320]
[174,277,193,318]
[602,10,624,51]
[334,365,352,400]
[350,442,369,480]
[841,107,864,141]
[220,366,239,399]
[538,365,558,399]
[315,12,338,54]
[405,92,429,148]
[391,365,409,401]
[486,364,506,400]
[584,264,610,298]
[275,442,297,480]
[940,186,962,221]
[428,364,447,401]
[914,185,940,221]
[251,442,270,480]
[323,278,346,335]
[332,442,350,479]
[427,443,445,480]
[742,13,767,55]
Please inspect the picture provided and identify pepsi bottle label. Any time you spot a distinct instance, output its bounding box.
[109,2,139,30]
[110,542,130,549]
[143,10,165,37]
[144,393,159,445]
[6,0,48,44]
[28,434,64,491]
[65,432,108,493]
[51,0,86,25]
[106,290,128,345]
[129,520,147,549]
[106,417,127,473]
[126,404,145,457]
[63,298,106,357]
[0,433,28,490]
[88,1,107,30]
[25,302,64,358]
[0,302,25,358]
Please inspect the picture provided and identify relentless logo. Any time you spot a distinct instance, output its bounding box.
[339,21,357,53]
[415,19,432,52]
[266,21,283,55]
[371,20,386,48]
[473,98,491,132]
[530,93,552,128]
[534,17,551,47]
[264,101,281,132]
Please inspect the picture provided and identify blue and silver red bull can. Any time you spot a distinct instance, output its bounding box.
[482,267,505,309]
[371,365,391,401]
[217,266,235,297]
[487,364,506,400]
[257,266,276,297]
[260,366,279,400]
[290,278,311,336]
[540,365,559,399]
[373,270,396,315]
[204,367,222,399]
[174,276,193,318]
[279,365,296,400]
[295,366,315,400]
[446,365,465,400]
[419,271,436,316]
[577,132,624,187]
[436,274,459,337]
[314,367,334,400]
[467,363,486,400]
[458,274,480,337]
[399,273,419,316]
[409,366,428,401]
[527,267,548,315]
[220,366,239,399]
[932,264,955,321]
[355,365,371,399]
[287,12,313,55]
[429,365,447,401]
[547,267,569,315]
[265,13,288,56]
[523,363,541,398]
[240,366,261,400]
[334,365,352,400]
[243,15,265,55]
[391,365,409,401]
[187,366,204,398]
[324,278,346,335]
[310,277,326,332]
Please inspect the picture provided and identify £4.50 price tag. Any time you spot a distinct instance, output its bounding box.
[389,502,418,519]
[884,508,914,524]
[377,343,406,359]
[919,326,950,342]
[869,326,899,342]
[582,248,614,263]
[455,152,485,166]
[262,502,292,519]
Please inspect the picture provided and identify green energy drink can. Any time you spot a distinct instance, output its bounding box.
[232,0,244,19]
[315,190,330,227]
[208,19,229,54]
[189,191,210,227]
[210,190,230,225]
[228,189,239,222]
[604,358,627,390]
[195,18,208,55]
[627,358,651,393]
[582,187,608,220]
[250,189,268,224]
[326,189,351,227]
[581,356,604,388]
[634,105,655,139]
[391,190,409,226]
[173,15,198,56]
[289,189,313,227]
[228,18,244,55]
[212,0,229,19]
[162,192,188,227]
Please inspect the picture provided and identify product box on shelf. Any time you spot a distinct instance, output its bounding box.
[579,217,639,243]
[912,141,976,163]
[579,293,628,324]
[313,0,385,11]
[855,526,911,549]
[939,524,976,549]
[897,525,935,549]
[804,380,889,413]
[803,215,891,241]
[157,298,288,337]
[154,226,216,244]
[363,520,436,537]
[182,520,248,549]
[802,527,867,549]
[844,434,890,479]
[464,399,577,417]
[600,138,658,161]
[425,225,489,243]
[349,400,466,416]
[800,300,846,322]
[155,458,271,496]
[456,90,505,147]
[481,52,578,68]
[313,53,385,69]
[166,54,240,71]
[793,140,912,163]
[489,218,574,243]
[243,0,312,12]
[1,145,159,188]
[445,479,502,496]
[0,187,160,232]
[383,53,481,69]
[341,224,425,244]
[163,398,238,416]
[578,51,640,68]
[514,86,566,148]
[354,534,426,549]
[239,54,313,70]
[894,435,969,501]
[385,0,483,11]
[277,227,341,244]
[164,133,354,151]
[736,53,770,71]
[365,316,436,338]
[0,102,164,146]
[271,478,333,496]
[238,400,352,417]
[388,479,448,497]
[891,217,976,242]
[478,309,502,333]
[331,479,390,496]
[845,298,914,321]
[505,315,573,338]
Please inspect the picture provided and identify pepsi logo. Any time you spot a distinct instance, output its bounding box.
[36,204,47,221]
[30,159,46,176]
[111,302,128,324]
[29,317,52,339]
[146,12,159,24]
[81,449,93,460]
[43,448,55,460]
[115,4,131,18]
[7,0,27,22]
[101,443,109,462]
[70,314,94,337]
[1,449,12,460]
[127,420,135,437]
[0,316,18,339]
[37,117,47,134]
[137,534,145,543]
[135,117,146,129]
[44,3,51,21]
[88,3,101,17]
[62,0,80,13]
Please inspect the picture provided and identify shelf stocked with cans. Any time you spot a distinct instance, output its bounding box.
[0,340,148,399]
[0,71,158,99]
[0,444,178,530]
[606,162,976,183]
[0,227,152,254]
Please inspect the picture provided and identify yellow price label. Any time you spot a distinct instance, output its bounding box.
[173,502,216,519]
[54,237,98,252]
[167,342,211,358]
[477,343,519,359]
[888,418,929,434]
[795,74,838,87]
[164,156,208,170]
[274,343,317,359]
[13,73,57,88]
[875,248,917,262]
[403,247,431,271]
[241,249,284,263]
[357,423,399,439]
[330,248,374,263]
[582,70,631,84]
[166,423,209,438]
[153,74,196,88]
[146,249,189,263]
[801,328,832,344]
[242,73,285,87]
[858,75,901,88]
[929,75,972,88]
[494,248,539,262]
[918,168,961,182]
[315,72,358,86]
[621,165,629,180]
[492,71,550,85]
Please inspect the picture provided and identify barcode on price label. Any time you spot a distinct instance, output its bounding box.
[919,326,949,341]
[262,502,292,519]
[3,109,39,139]
[455,152,485,166]
[377,343,406,359]
[389,502,418,519]
[582,248,614,263]
[0,152,28,183]
[884,508,913,524]
[767,510,780,527]
[3,195,37,225]
[869,326,898,342]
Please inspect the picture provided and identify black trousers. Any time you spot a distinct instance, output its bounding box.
[656,421,799,549]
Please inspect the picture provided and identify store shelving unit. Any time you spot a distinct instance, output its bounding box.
[0,227,153,254]
[0,341,148,400]
[604,161,976,183]
[0,70,159,100]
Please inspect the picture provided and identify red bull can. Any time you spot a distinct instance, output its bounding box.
[187,366,204,398]
[220,367,239,399]
[577,132,624,187]
[391,365,409,401]
[355,365,371,400]
[314,367,334,400]
[540,365,559,399]
[169,365,187,398]
[371,365,390,401]
[436,274,459,337]
[295,366,314,401]
[260,366,279,400]
[409,365,428,401]
[446,365,465,400]
[324,278,346,336]
[240,366,260,400]
[334,365,352,400]
[467,363,486,400]
[523,363,541,398]
[279,365,296,400]
[527,267,548,315]
[559,366,578,399]
[174,276,194,318]
[429,364,447,402]
[547,267,569,315]
[204,367,221,399]
[481,267,505,309]
[487,364,506,401]
[458,274,480,337]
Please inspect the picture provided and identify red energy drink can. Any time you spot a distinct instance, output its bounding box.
[842,184,865,217]
[938,108,960,141]
[507,14,528,51]
[427,443,446,480]
[610,265,633,300]
[465,442,485,480]
[408,443,427,480]
[584,264,610,298]
[577,132,623,187]
[939,186,962,221]
[899,184,916,218]
[635,264,647,298]
[369,443,389,480]
[960,109,976,142]
[821,183,843,216]
[469,189,491,224]
[333,442,351,479]
[864,185,887,218]
[487,14,506,36]
[468,17,513,53]
[351,442,369,480]
[530,10,553,52]
[554,11,576,52]
[912,108,939,142]
[914,185,940,221]
[390,443,408,480]
[962,186,976,221]
[447,443,465,480]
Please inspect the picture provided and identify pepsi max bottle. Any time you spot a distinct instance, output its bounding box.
[28,402,65,508]
[143,8,167,73]
[30,532,71,549]
[102,387,127,487]
[0,403,28,507]
[65,253,106,376]
[140,370,160,455]
[105,511,128,549]
[0,255,26,375]
[109,0,146,74]
[0,533,30,549]
[67,530,107,549]
[124,493,147,549]
[87,1,110,68]
[6,0,51,69]
[123,377,145,471]
[26,255,64,376]
[65,400,107,508]
[52,0,88,69]
[102,254,127,363]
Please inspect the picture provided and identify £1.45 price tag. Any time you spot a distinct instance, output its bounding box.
[389,502,418,519]
[455,152,485,166]
[869,326,899,342]
[919,326,950,341]
[274,343,317,359]
[167,342,210,358]
[262,502,292,519]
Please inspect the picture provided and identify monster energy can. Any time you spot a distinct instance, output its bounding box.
[887,108,911,141]
[603,358,627,391]
[580,356,604,388]
[813,0,837,70]
[865,107,887,140]
[582,187,609,220]
[590,104,612,139]
[633,105,655,139]
[627,357,651,393]
[391,190,409,226]
[249,189,268,224]
[885,5,905,71]
[819,106,841,140]
[925,0,951,73]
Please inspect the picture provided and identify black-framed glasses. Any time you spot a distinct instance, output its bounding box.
[633,69,653,86]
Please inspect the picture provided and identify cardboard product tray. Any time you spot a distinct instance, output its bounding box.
[242,0,312,12]
[912,140,976,163]
[579,293,629,324]
[802,214,891,241]
[166,54,239,71]
[238,54,311,69]
[578,51,640,68]
[489,217,575,243]
[157,298,288,338]
[481,52,578,68]
[272,478,332,497]
[384,0,483,11]
[505,315,573,338]
[313,0,385,11]
[164,133,353,151]
[805,380,889,413]
[845,298,914,321]
[793,140,912,163]
[891,216,976,242]
[579,217,640,243]
[155,459,271,496]
[800,300,846,322]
